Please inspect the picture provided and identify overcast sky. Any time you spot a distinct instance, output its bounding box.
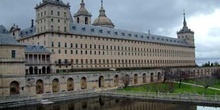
[0,0,220,63]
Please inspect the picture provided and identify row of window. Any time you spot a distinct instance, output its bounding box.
[52,42,192,54]
[37,10,67,18]
[57,59,194,65]
[53,49,193,57]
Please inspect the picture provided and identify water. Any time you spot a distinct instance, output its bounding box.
[6,97,220,110]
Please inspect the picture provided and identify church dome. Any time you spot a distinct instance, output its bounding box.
[93,0,114,28]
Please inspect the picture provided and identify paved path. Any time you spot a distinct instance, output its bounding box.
[174,81,220,91]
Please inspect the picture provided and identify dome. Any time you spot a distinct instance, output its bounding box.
[93,15,114,28]
[92,0,114,28]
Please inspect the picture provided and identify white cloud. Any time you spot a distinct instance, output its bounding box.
[187,9,220,58]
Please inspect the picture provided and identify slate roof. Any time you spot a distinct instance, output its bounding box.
[0,25,8,34]
[0,34,21,45]
[19,27,35,38]
[70,23,190,47]
[24,45,50,53]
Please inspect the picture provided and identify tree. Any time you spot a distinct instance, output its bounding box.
[196,76,216,94]
[120,74,131,88]
[174,69,190,88]
[163,68,173,83]
[212,69,220,79]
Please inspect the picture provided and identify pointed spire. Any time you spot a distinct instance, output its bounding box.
[80,0,85,7]
[183,10,187,28]
[101,0,103,8]
[99,0,106,16]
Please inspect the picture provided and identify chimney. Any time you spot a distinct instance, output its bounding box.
[31,19,34,27]
[148,30,151,35]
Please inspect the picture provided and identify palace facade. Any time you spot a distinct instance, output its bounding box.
[0,0,219,97]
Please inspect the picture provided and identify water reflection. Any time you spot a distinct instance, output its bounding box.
[8,97,220,110]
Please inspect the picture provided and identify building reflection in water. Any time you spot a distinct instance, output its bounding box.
[13,97,197,110]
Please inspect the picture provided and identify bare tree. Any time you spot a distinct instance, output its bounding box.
[163,68,173,83]
[196,76,216,94]
[174,69,190,88]
[212,69,220,79]
[120,74,131,88]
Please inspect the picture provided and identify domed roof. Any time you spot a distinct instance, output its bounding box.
[74,0,91,17]
[93,0,114,28]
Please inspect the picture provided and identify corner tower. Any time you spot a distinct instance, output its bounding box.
[74,0,92,24]
[93,0,114,28]
[177,12,195,46]
[35,0,71,34]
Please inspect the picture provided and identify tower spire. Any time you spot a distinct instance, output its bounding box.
[183,10,187,28]
[101,0,103,8]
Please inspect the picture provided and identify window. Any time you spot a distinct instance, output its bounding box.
[57,11,60,16]
[58,42,61,47]
[51,10,53,15]
[11,50,16,58]
[51,42,54,47]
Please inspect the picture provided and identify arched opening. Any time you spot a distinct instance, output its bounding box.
[134,74,138,84]
[52,79,60,93]
[29,67,33,74]
[99,76,104,88]
[143,73,146,83]
[81,77,87,90]
[47,66,51,74]
[67,78,74,91]
[42,66,46,74]
[10,81,20,95]
[85,17,88,24]
[99,97,105,106]
[114,75,119,86]
[150,73,154,83]
[34,66,38,74]
[77,17,80,23]
[36,79,44,94]
[81,101,87,109]
[158,72,162,82]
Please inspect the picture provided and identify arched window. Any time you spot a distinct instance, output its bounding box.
[81,77,87,90]
[77,17,80,23]
[67,78,74,91]
[85,17,88,24]
[10,81,20,95]
[36,79,44,94]
[52,79,60,93]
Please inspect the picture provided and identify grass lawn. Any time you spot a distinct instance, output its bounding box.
[119,82,220,95]
[184,79,220,89]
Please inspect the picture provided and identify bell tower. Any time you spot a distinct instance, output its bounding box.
[177,12,195,47]
[74,0,92,24]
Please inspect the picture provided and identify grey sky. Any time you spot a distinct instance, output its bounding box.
[0,0,220,61]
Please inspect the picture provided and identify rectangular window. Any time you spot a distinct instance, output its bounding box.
[11,50,16,58]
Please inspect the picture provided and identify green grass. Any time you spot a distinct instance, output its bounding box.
[184,79,220,89]
[119,83,220,95]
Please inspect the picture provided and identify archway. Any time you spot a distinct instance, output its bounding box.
[114,75,119,86]
[99,76,104,88]
[134,74,138,84]
[81,77,87,90]
[42,66,46,74]
[143,73,146,83]
[29,67,33,74]
[47,66,51,74]
[10,81,20,95]
[67,78,74,91]
[158,72,162,82]
[85,17,88,24]
[34,66,38,74]
[36,79,44,94]
[150,73,154,83]
[52,79,60,93]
